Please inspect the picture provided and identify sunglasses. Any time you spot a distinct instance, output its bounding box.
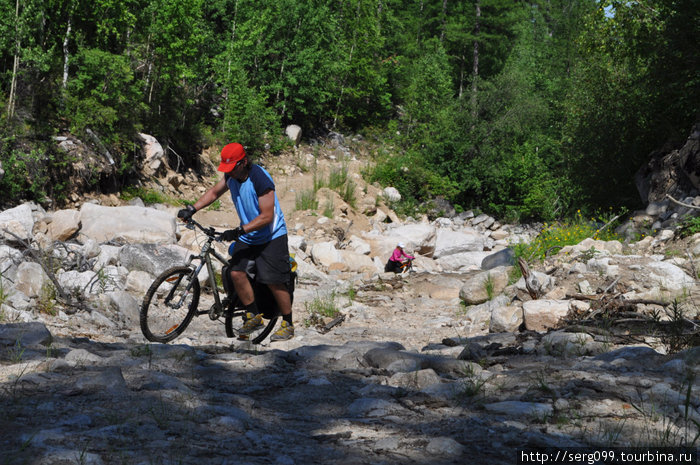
[222,158,245,172]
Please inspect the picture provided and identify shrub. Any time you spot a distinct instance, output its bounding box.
[295,189,318,211]
[303,292,341,327]
[677,216,700,238]
[514,209,626,263]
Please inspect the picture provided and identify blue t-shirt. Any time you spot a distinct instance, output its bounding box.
[225,165,287,245]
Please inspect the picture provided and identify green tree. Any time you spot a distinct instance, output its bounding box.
[561,0,698,209]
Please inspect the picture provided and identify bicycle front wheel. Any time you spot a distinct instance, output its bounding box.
[140,266,201,343]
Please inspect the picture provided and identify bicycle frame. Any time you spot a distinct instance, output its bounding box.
[399,259,414,274]
[179,222,230,319]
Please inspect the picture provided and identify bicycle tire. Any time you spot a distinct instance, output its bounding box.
[225,311,278,345]
[224,279,295,344]
[140,266,200,343]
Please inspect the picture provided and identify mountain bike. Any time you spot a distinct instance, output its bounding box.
[139,218,295,344]
[398,258,415,274]
[384,257,415,274]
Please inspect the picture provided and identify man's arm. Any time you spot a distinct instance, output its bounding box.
[239,189,275,233]
[191,177,228,211]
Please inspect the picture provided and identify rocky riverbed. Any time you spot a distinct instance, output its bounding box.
[2,143,700,464]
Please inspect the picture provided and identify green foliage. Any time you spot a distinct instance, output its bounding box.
[0,144,72,205]
[328,165,349,191]
[513,209,625,262]
[341,180,356,208]
[322,196,334,219]
[677,216,700,239]
[295,189,318,212]
[303,292,341,327]
[562,0,698,210]
[0,0,695,222]
[366,149,458,208]
[120,187,182,206]
[326,164,356,207]
[37,282,57,316]
[63,48,144,141]
[0,272,9,309]
[218,58,282,154]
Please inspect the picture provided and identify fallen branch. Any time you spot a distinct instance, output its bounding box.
[595,214,622,235]
[666,193,700,210]
[2,228,92,313]
[565,293,669,307]
[518,257,541,299]
[319,314,346,334]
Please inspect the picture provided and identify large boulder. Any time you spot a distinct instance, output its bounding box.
[0,245,22,284]
[635,123,700,203]
[310,241,342,268]
[339,249,378,273]
[117,243,190,276]
[137,133,167,177]
[459,266,511,305]
[46,209,81,241]
[433,229,485,258]
[558,238,624,257]
[481,247,515,270]
[15,262,50,298]
[79,203,177,244]
[645,261,695,294]
[375,223,436,257]
[522,299,570,332]
[383,187,401,202]
[0,204,34,242]
[490,304,523,333]
[285,125,302,145]
[436,251,491,272]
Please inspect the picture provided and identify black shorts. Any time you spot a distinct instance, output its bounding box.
[229,235,291,285]
[385,260,402,273]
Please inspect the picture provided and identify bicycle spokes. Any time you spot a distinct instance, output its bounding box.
[141,267,200,342]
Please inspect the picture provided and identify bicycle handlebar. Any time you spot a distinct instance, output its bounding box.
[182,218,225,241]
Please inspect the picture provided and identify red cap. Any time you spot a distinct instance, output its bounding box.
[218,143,246,172]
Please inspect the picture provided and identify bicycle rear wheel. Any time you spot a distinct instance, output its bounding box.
[140,266,200,343]
[225,309,278,345]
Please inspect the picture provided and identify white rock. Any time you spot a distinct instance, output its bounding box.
[310,241,341,268]
[0,204,34,241]
[383,187,401,202]
[522,300,570,332]
[79,203,177,244]
[285,124,302,145]
[15,262,49,298]
[46,209,80,241]
[433,229,485,258]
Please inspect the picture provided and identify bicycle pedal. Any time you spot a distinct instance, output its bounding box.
[208,305,223,320]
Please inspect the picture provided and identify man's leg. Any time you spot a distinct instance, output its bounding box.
[269,282,294,341]
[231,269,265,337]
[231,269,255,305]
[268,283,291,316]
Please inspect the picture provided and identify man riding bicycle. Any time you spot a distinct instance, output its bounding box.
[177,142,294,341]
[384,242,414,273]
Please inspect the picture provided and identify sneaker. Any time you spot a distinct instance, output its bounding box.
[270,321,294,342]
[238,312,264,337]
